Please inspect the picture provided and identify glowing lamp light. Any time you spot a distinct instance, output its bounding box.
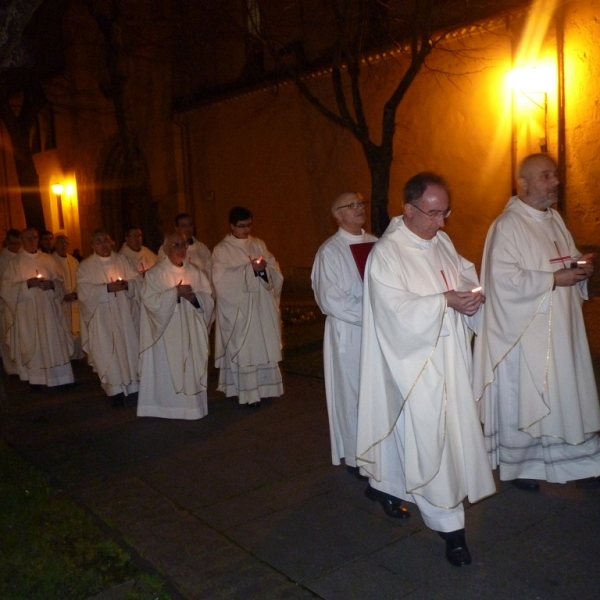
[64,182,76,196]
[508,65,555,93]
[51,183,64,195]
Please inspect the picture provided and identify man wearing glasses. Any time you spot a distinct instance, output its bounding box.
[212,206,283,407]
[311,192,377,479]
[138,231,214,420]
[357,172,495,567]
[474,153,600,491]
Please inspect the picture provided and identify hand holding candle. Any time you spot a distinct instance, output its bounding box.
[251,255,266,272]
[176,279,195,302]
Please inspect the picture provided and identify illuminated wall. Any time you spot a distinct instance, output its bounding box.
[181,21,515,272]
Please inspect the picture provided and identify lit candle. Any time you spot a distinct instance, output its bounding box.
[577,260,587,266]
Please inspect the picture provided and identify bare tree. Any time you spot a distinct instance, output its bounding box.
[81,0,162,248]
[192,0,519,235]
[0,0,47,230]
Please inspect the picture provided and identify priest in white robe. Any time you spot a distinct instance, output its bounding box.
[158,213,212,279]
[0,229,22,375]
[52,234,84,360]
[77,229,143,405]
[212,206,283,407]
[119,226,158,275]
[311,192,377,477]
[474,153,600,490]
[1,228,74,387]
[138,232,214,419]
[357,173,495,567]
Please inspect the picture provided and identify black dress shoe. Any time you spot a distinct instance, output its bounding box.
[347,466,368,481]
[364,484,410,519]
[439,530,472,567]
[510,478,540,492]
[247,401,261,408]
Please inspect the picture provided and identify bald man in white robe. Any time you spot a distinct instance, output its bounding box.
[77,229,142,405]
[311,192,377,476]
[1,228,74,387]
[137,232,214,419]
[357,173,495,567]
[474,153,600,490]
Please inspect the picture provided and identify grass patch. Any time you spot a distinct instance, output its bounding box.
[0,440,171,600]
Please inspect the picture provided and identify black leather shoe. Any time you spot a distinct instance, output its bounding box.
[510,478,540,492]
[439,530,472,567]
[347,466,368,481]
[247,401,261,408]
[364,484,410,519]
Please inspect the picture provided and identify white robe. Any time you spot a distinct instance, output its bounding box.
[137,258,214,419]
[212,234,283,405]
[0,247,19,374]
[1,250,74,386]
[77,252,142,396]
[357,216,495,530]
[474,197,600,482]
[159,236,212,279]
[52,252,83,360]
[119,243,158,275]
[311,227,377,467]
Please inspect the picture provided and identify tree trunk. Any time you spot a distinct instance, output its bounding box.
[0,91,45,231]
[365,145,392,237]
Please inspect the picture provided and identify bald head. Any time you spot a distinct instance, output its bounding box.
[517,153,559,211]
[164,231,188,266]
[331,192,367,235]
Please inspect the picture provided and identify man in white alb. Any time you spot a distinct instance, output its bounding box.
[1,228,74,388]
[357,172,495,566]
[474,153,600,490]
[119,226,158,275]
[52,234,83,360]
[212,206,283,407]
[311,192,377,478]
[137,231,213,419]
[0,229,22,375]
[77,229,142,406]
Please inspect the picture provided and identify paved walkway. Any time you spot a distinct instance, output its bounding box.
[2,299,600,599]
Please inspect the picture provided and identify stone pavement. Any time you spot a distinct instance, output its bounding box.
[2,300,600,599]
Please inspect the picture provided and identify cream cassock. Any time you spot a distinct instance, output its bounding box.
[137,257,214,419]
[1,250,74,385]
[212,234,283,405]
[77,252,142,396]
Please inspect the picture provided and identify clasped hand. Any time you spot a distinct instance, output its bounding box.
[27,277,55,291]
[444,290,486,316]
[176,282,196,303]
[553,253,595,287]
[251,258,267,273]
[107,280,128,293]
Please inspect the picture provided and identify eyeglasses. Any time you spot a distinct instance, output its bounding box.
[335,201,368,211]
[170,242,188,249]
[234,222,252,229]
[410,203,452,219]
